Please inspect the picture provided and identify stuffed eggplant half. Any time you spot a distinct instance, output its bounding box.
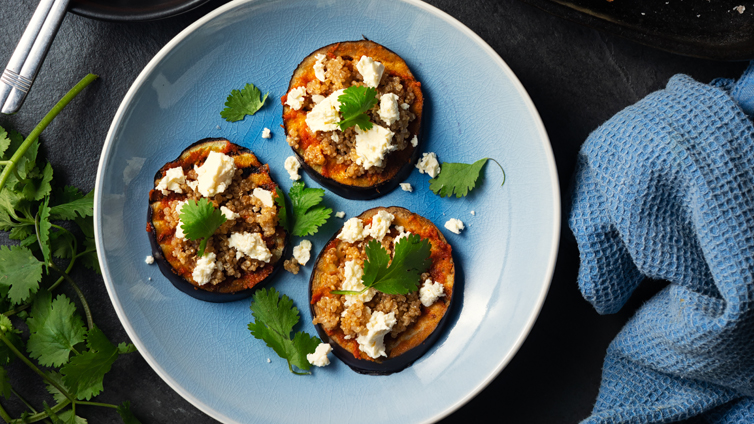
[309,207,454,375]
[147,138,288,302]
[283,40,424,200]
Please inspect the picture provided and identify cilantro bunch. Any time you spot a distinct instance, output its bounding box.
[0,75,140,423]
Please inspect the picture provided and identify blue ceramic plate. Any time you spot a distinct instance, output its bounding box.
[94,0,559,422]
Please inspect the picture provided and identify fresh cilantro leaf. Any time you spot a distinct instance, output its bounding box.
[45,371,70,404]
[0,245,43,304]
[27,291,87,367]
[79,237,101,274]
[220,83,268,122]
[117,401,142,424]
[75,216,94,238]
[289,181,331,237]
[247,287,321,374]
[0,327,23,366]
[39,197,52,269]
[58,409,87,424]
[333,234,432,296]
[274,187,289,232]
[22,161,53,201]
[429,158,506,198]
[0,367,10,399]
[49,189,93,220]
[51,230,76,259]
[61,326,119,400]
[43,401,65,424]
[0,127,9,158]
[179,198,226,257]
[338,86,378,131]
[117,342,137,354]
[8,224,32,241]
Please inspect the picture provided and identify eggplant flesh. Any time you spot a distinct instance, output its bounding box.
[147,138,288,303]
[283,40,424,200]
[308,207,455,374]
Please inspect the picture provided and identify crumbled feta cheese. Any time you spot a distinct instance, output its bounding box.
[332,133,339,142]
[145,255,154,264]
[286,86,307,110]
[313,53,327,82]
[400,183,413,192]
[444,218,465,234]
[252,187,274,208]
[306,342,332,367]
[192,252,216,285]
[267,358,271,363]
[735,5,746,14]
[229,232,272,262]
[419,279,445,307]
[293,240,312,266]
[187,180,199,192]
[366,210,394,241]
[394,229,412,245]
[220,206,239,220]
[337,217,368,243]
[354,124,395,170]
[410,135,418,147]
[416,152,441,178]
[378,93,400,126]
[195,151,236,197]
[174,200,188,239]
[311,94,325,104]
[342,260,376,307]
[335,211,346,218]
[356,56,385,88]
[357,311,397,359]
[470,210,476,216]
[306,89,344,133]
[156,167,185,195]
[401,103,410,110]
[262,128,271,139]
[284,156,301,180]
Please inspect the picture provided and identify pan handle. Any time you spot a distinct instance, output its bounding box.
[0,0,71,114]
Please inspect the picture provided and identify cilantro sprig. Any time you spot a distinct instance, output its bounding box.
[287,181,332,237]
[0,76,141,424]
[247,288,321,374]
[429,158,506,198]
[332,234,432,296]
[220,82,269,122]
[178,198,227,257]
[338,86,378,131]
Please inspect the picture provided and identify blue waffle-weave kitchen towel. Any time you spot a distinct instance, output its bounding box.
[569,62,754,424]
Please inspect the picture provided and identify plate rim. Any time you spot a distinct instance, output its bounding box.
[93,0,561,422]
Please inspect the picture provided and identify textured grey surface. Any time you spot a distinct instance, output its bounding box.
[0,0,747,423]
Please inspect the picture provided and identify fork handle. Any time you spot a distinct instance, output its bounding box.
[0,0,71,115]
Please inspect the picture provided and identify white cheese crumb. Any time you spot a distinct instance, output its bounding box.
[400,183,413,192]
[734,5,745,14]
[145,255,154,264]
[356,311,397,359]
[306,89,344,133]
[342,260,376,307]
[262,128,271,139]
[356,56,385,88]
[444,218,465,234]
[366,210,394,242]
[267,358,271,363]
[313,53,327,82]
[335,211,346,218]
[410,135,418,148]
[306,342,332,367]
[337,217,368,243]
[378,93,400,126]
[148,277,152,281]
[195,151,236,197]
[311,94,325,104]
[285,86,307,110]
[293,240,312,266]
[220,206,240,220]
[394,230,412,245]
[470,210,476,216]
[419,279,445,307]
[174,200,188,239]
[252,187,274,208]
[156,167,185,195]
[192,252,216,286]
[284,156,301,181]
[401,103,410,110]
[354,124,396,170]
[228,232,272,262]
[187,180,199,192]
[416,152,441,178]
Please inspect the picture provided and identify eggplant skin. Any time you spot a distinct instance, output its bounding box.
[147,138,288,303]
[283,40,424,200]
[309,207,455,375]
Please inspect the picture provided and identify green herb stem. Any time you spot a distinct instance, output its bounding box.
[49,262,93,330]
[3,303,30,317]
[0,401,12,423]
[330,289,367,296]
[11,387,37,412]
[0,74,98,192]
[487,158,506,187]
[288,363,310,376]
[8,400,70,424]
[0,333,74,403]
[76,401,119,409]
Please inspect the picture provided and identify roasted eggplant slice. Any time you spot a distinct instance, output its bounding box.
[147,138,288,302]
[283,40,424,200]
[309,206,454,374]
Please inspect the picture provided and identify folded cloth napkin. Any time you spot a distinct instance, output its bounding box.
[569,62,754,424]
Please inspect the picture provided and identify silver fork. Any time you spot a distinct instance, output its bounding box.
[0,0,71,114]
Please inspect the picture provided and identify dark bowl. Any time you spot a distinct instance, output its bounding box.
[70,0,212,22]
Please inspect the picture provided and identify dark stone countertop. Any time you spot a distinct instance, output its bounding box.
[0,0,747,422]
